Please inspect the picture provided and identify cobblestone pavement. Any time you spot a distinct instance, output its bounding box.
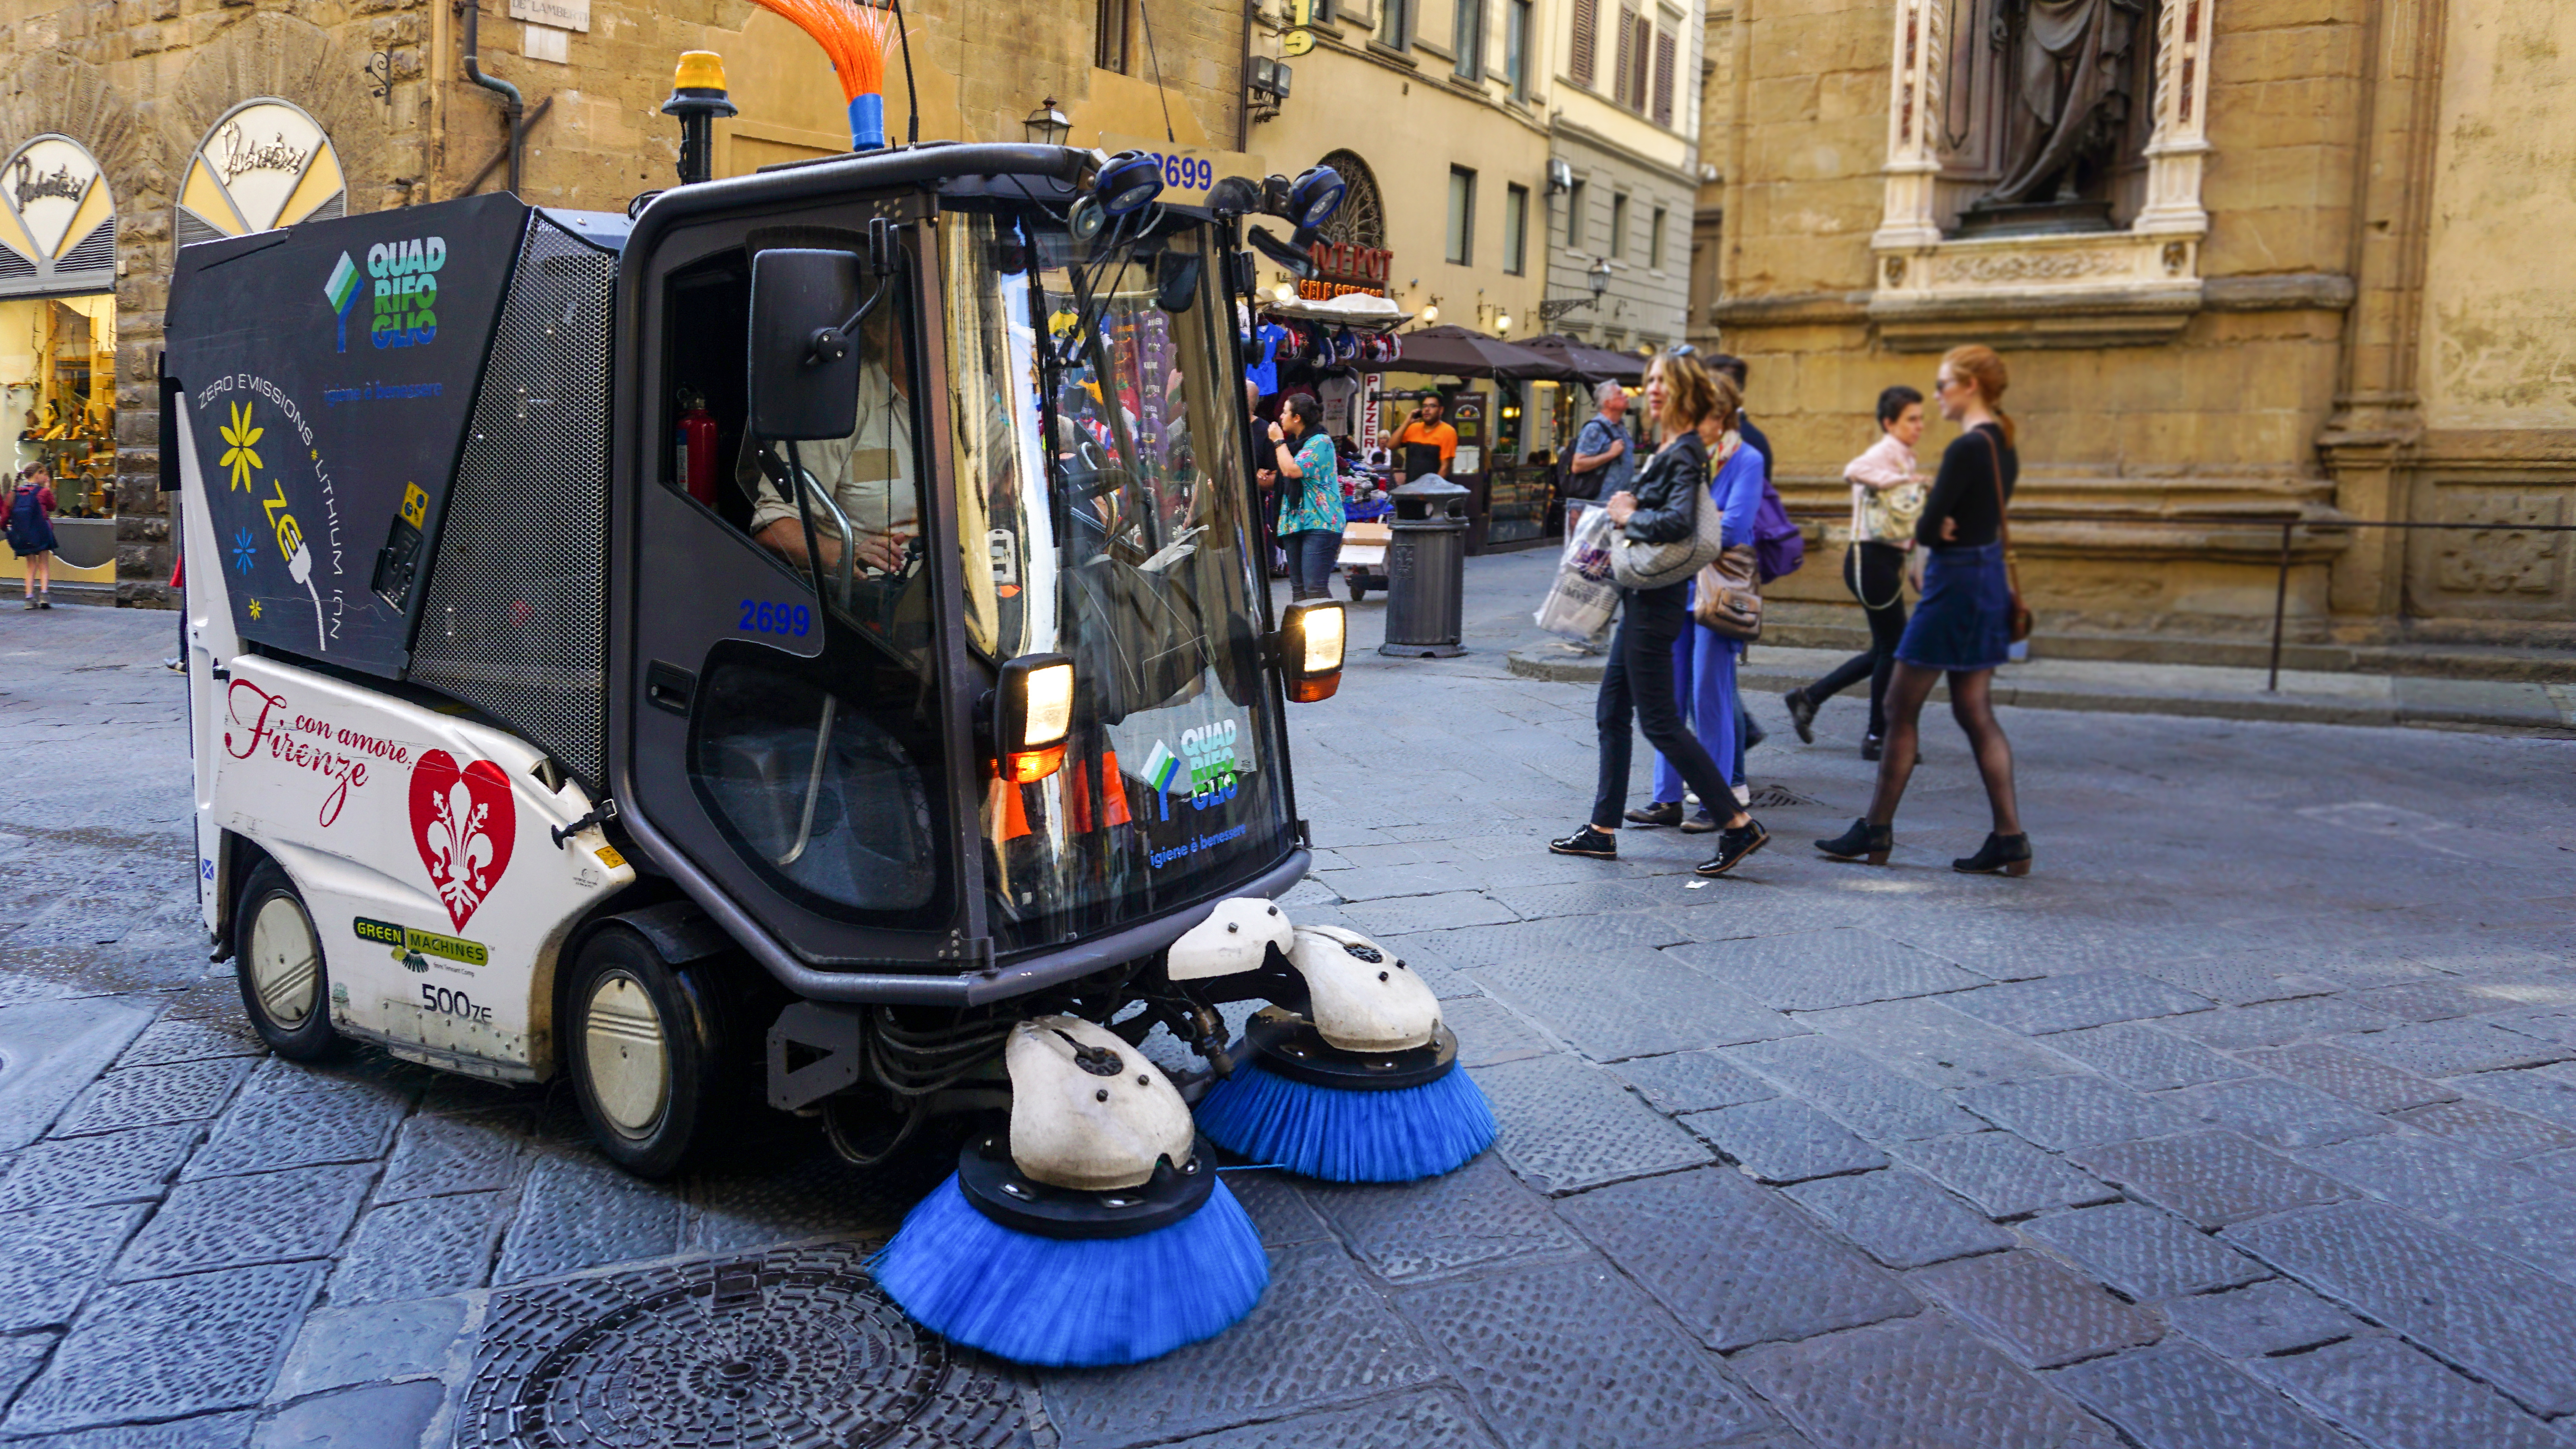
[3,574,2575,1449]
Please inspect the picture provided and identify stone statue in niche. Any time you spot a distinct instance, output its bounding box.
[1958,0,2150,236]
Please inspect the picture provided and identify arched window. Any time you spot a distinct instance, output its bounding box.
[1315,150,1385,252]
[0,135,117,296]
[177,98,345,245]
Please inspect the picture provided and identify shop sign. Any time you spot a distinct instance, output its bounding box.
[179,99,346,242]
[0,135,117,298]
[1298,241,1390,301]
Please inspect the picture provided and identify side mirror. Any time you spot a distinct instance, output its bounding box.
[1275,600,1344,703]
[1154,252,1202,313]
[749,248,862,441]
[997,653,1076,783]
[1245,226,1315,281]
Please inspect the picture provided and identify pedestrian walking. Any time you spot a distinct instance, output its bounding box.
[1556,383,1635,654]
[7,462,59,610]
[1549,350,1768,876]
[1630,371,1768,831]
[1816,345,2030,875]
[1784,385,1928,759]
[1267,394,1345,601]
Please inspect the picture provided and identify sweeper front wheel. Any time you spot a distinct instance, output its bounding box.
[562,925,732,1178]
[233,861,343,1061]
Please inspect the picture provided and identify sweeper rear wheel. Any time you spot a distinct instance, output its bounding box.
[563,925,733,1178]
[233,861,343,1061]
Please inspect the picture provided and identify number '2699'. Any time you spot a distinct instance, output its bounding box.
[1154,154,1212,191]
[738,599,812,637]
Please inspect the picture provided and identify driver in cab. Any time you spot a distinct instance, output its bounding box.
[739,314,916,578]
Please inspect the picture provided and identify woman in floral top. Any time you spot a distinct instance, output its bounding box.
[1265,394,1344,600]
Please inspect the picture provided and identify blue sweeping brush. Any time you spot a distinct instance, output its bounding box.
[874,1156,1266,1367]
[1197,1009,1498,1182]
[873,1016,1269,1367]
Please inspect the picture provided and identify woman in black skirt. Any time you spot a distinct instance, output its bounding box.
[1814,345,2029,876]
[1549,350,1768,878]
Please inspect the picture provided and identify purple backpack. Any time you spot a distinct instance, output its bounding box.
[1752,476,1804,584]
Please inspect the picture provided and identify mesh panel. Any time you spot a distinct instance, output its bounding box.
[409,214,615,784]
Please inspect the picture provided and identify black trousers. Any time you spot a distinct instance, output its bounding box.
[1593,581,1736,830]
[1804,541,1910,737]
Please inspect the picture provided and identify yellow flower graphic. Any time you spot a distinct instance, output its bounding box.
[218,403,264,493]
[247,598,263,620]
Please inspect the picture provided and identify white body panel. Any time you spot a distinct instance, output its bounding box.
[1006,1015,1196,1191]
[1288,924,1440,1053]
[1165,896,1294,980]
[200,653,633,1079]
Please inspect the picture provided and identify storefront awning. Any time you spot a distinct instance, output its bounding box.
[1388,324,1569,381]
[1520,333,1646,386]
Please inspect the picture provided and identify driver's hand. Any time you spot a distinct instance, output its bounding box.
[854,531,910,574]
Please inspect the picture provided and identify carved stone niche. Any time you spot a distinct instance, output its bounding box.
[1868,0,2216,352]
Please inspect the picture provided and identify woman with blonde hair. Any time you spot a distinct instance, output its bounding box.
[1816,344,2029,875]
[1551,349,1768,877]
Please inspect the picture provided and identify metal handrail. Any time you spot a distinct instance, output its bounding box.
[1781,511,2576,692]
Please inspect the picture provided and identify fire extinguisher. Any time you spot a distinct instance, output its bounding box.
[674,388,718,506]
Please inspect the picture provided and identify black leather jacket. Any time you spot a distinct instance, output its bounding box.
[1620,432,1710,545]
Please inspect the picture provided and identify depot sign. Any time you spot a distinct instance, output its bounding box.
[1307,242,1391,287]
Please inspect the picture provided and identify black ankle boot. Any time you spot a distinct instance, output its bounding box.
[1814,818,1892,865]
[1860,735,1883,762]
[1783,689,1818,743]
[1953,833,2033,877]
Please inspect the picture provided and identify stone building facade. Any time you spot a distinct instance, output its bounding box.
[0,0,1245,606]
[1541,0,1701,353]
[1692,0,2576,655]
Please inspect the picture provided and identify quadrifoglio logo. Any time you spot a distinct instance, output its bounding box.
[364,235,446,349]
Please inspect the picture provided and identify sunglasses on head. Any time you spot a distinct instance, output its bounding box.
[1660,343,1699,358]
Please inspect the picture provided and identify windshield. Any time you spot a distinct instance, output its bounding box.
[943,207,1292,952]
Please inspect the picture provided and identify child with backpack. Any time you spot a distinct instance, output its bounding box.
[7,463,58,609]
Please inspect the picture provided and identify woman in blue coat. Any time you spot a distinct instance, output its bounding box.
[1629,372,1765,832]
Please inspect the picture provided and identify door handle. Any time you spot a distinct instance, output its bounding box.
[646,661,696,715]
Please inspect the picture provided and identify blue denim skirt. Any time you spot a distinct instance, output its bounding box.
[1895,542,2011,673]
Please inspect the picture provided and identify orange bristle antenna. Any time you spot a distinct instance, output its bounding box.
[748,0,893,101]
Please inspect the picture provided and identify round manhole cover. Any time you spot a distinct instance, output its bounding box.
[459,1244,1028,1449]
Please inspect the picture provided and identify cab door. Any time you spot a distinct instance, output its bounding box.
[613,206,983,970]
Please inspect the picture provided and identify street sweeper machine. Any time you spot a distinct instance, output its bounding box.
[165,73,1497,1367]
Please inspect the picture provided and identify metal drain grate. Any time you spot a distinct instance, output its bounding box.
[1745,784,1822,810]
[457,1243,1030,1449]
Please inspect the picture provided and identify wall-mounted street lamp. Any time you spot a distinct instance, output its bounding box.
[1538,256,1613,323]
[1023,97,1070,147]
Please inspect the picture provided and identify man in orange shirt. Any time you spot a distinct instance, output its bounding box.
[1394,395,1459,480]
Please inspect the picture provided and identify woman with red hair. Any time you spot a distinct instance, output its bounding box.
[1815,345,2030,876]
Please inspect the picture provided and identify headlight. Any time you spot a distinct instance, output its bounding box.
[1289,165,1346,229]
[1279,600,1344,703]
[1094,150,1166,217]
[998,654,1075,782]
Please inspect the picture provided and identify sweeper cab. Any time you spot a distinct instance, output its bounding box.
[161,125,1499,1234]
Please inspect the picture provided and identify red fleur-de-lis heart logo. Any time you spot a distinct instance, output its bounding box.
[409,750,516,932]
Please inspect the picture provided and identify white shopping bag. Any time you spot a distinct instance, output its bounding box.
[1534,505,1620,639]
